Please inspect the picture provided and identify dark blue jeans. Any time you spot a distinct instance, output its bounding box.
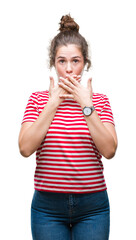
[31,190,110,240]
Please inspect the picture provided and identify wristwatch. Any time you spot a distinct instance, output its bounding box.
[82,106,95,116]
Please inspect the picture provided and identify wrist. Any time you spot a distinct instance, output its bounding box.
[48,97,60,110]
[80,99,93,109]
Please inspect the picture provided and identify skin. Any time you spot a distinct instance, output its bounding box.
[55,44,84,78]
[19,44,117,159]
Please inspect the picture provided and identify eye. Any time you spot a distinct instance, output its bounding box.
[59,59,65,64]
[73,59,79,63]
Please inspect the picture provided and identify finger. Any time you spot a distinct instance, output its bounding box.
[59,94,74,99]
[58,82,73,93]
[76,75,81,82]
[66,75,78,86]
[49,76,55,97]
[72,74,77,78]
[59,77,75,90]
[87,78,92,89]
[71,74,81,79]
[73,75,81,82]
[87,78,93,97]
[67,75,81,83]
[49,76,55,88]
[76,75,81,79]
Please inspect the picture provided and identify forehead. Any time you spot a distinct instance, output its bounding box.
[56,44,82,58]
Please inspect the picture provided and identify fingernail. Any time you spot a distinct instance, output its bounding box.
[60,77,64,80]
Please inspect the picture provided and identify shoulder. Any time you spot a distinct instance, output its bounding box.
[31,90,49,98]
[29,90,49,101]
[92,93,112,111]
[93,93,109,103]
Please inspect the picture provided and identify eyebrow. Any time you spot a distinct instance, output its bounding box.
[57,56,81,59]
[57,56,65,59]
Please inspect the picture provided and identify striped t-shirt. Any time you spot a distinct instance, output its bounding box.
[22,90,115,194]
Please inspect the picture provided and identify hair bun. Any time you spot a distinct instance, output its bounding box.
[59,14,79,32]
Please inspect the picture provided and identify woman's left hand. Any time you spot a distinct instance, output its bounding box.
[58,74,93,107]
[58,74,118,159]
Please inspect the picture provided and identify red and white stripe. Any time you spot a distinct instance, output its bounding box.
[22,91,115,193]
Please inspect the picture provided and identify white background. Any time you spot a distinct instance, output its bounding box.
[0,0,136,239]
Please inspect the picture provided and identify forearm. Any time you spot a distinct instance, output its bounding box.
[80,102,117,159]
[84,111,116,158]
[19,99,58,157]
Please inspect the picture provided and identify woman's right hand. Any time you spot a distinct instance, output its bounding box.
[49,76,68,106]
[19,75,81,157]
[19,77,64,158]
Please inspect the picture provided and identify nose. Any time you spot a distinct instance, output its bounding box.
[66,62,73,74]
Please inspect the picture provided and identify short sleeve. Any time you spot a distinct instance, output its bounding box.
[100,95,115,126]
[22,93,39,124]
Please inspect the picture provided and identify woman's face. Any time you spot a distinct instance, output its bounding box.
[54,44,85,79]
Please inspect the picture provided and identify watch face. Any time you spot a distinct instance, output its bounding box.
[83,107,92,116]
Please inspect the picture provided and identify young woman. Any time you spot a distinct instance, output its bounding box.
[19,14,117,240]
